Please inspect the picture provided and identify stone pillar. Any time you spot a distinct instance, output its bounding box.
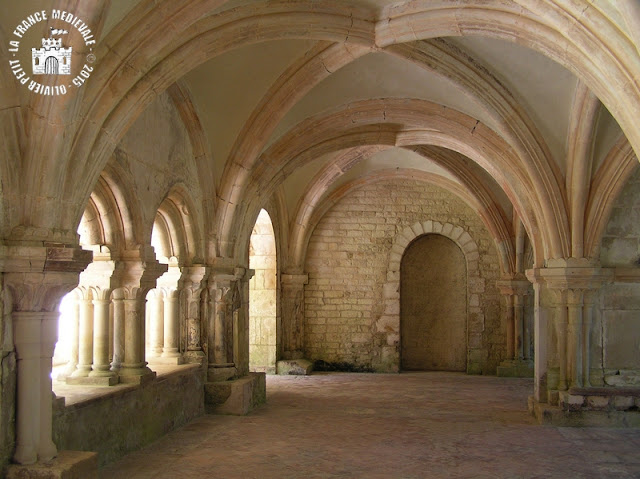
[182,266,209,363]
[504,293,515,359]
[566,289,584,389]
[111,289,125,371]
[527,259,612,405]
[551,289,569,391]
[161,289,181,361]
[582,290,596,388]
[58,290,80,380]
[235,268,253,377]
[89,291,117,384]
[496,277,533,377]
[206,266,248,381]
[5,244,92,465]
[70,295,93,378]
[118,291,155,383]
[111,247,166,384]
[280,273,308,360]
[147,289,164,358]
[207,274,235,381]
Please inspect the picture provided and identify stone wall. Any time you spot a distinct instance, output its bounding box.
[304,179,503,374]
[53,365,204,467]
[0,280,16,477]
[597,167,640,386]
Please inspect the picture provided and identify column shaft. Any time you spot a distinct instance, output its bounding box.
[149,292,164,357]
[39,313,58,461]
[111,296,125,371]
[162,292,180,358]
[505,294,515,359]
[71,298,93,377]
[90,299,115,377]
[567,291,584,389]
[555,300,568,391]
[13,313,40,465]
[514,294,525,360]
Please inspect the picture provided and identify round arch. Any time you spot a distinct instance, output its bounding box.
[374,221,484,372]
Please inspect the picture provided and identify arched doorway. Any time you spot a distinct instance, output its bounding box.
[249,209,277,373]
[45,56,59,74]
[400,234,467,371]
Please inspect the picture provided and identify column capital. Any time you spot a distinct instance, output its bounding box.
[111,246,167,298]
[3,244,92,312]
[181,265,210,291]
[526,259,613,292]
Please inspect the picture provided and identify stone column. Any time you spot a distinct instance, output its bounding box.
[566,289,584,389]
[235,268,253,377]
[551,288,569,391]
[205,265,248,381]
[280,273,308,360]
[504,293,515,359]
[111,247,167,384]
[182,266,209,363]
[111,289,125,371]
[70,295,93,378]
[58,290,80,380]
[161,289,181,361]
[118,291,155,383]
[582,290,596,388]
[207,274,235,381]
[5,244,92,465]
[89,290,117,384]
[496,277,532,377]
[527,259,612,404]
[146,289,164,358]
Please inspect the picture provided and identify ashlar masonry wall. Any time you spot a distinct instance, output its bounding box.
[597,166,640,387]
[304,179,504,373]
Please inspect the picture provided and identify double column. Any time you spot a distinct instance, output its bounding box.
[206,266,249,382]
[497,277,532,361]
[66,288,116,385]
[5,244,92,465]
[111,247,167,383]
[182,266,209,362]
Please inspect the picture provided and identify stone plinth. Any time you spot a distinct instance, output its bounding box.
[65,376,118,386]
[204,373,266,415]
[118,371,156,385]
[496,359,534,378]
[276,359,313,375]
[529,388,640,427]
[7,451,97,479]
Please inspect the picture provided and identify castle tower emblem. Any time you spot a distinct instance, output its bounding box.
[32,31,71,75]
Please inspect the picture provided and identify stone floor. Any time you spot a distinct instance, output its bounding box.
[100,372,640,478]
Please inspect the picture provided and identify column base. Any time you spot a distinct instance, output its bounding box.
[276,359,313,375]
[7,450,98,479]
[149,355,184,366]
[204,372,266,415]
[183,350,206,364]
[207,364,237,382]
[496,359,534,378]
[66,375,119,386]
[118,366,156,385]
[529,389,640,427]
